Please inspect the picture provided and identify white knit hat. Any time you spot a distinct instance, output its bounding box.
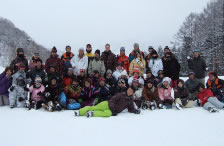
[162,77,171,84]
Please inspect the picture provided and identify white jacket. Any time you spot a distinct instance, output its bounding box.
[148,58,163,77]
[71,55,88,75]
[128,76,144,86]
[112,68,123,81]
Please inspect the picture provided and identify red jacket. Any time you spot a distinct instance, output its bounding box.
[117,55,130,73]
[197,89,215,105]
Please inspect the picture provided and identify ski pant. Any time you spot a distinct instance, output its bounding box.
[0,95,9,106]
[9,87,27,108]
[203,97,224,110]
[175,98,194,108]
[162,99,173,108]
[81,98,95,108]
[80,101,112,117]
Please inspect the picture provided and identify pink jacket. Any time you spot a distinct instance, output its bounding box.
[158,86,173,101]
[29,85,45,102]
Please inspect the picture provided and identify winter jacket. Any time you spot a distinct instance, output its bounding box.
[64,85,81,101]
[129,58,146,76]
[101,51,117,72]
[148,58,163,77]
[206,78,224,96]
[45,85,61,103]
[71,55,88,75]
[80,86,98,102]
[88,58,106,77]
[105,76,117,95]
[113,69,124,81]
[29,85,45,102]
[143,86,162,106]
[108,92,137,115]
[187,56,206,79]
[129,50,145,63]
[96,85,111,102]
[185,78,201,93]
[45,55,64,75]
[158,86,173,101]
[10,56,29,73]
[0,73,12,96]
[63,74,76,87]
[162,56,180,80]
[11,71,28,87]
[46,72,63,89]
[197,89,215,106]
[29,67,46,85]
[117,55,130,73]
[61,52,74,69]
[29,57,43,70]
[174,87,191,105]
[128,76,144,86]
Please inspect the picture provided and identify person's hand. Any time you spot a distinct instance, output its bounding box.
[187,56,191,60]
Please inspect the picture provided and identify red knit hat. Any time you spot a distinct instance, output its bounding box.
[133,67,140,73]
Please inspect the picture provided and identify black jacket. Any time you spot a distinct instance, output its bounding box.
[188,56,206,79]
[162,56,180,80]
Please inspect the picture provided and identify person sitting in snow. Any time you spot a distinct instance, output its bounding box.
[61,45,74,70]
[112,62,124,81]
[206,71,224,102]
[0,67,13,106]
[174,79,194,110]
[155,70,164,87]
[197,84,224,113]
[184,72,201,101]
[117,70,129,87]
[28,77,45,109]
[131,78,143,109]
[148,50,163,77]
[29,52,43,71]
[80,78,98,107]
[158,77,173,109]
[105,70,116,95]
[42,77,63,112]
[115,78,128,94]
[46,65,63,89]
[144,70,157,87]
[74,87,140,118]
[9,64,29,108]
[128,67,144,86]
[64,78,81,110]
[95,77,111,104]
[90,70,101,87]
[142,79,163,110]
[63,68,76,87]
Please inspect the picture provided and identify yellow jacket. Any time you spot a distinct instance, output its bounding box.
[129,58,146,76]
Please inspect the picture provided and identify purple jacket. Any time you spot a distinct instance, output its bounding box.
[0,73,13,96]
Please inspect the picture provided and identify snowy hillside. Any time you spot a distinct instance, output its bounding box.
[0,65,224,146]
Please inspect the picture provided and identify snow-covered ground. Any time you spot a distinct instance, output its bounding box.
[0,66,224,146]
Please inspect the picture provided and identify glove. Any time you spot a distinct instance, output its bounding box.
[10,86,14,91]
[135,109,141,114]
[24,87,29,92]
[206,67,209,71]
[187,56,190,60]
[45,92,51,98]
[18,97,25,102]
[37,91,43,96]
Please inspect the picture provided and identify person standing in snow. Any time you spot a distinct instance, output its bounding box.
[29,52,42,71]
[10,48,29,73]
[148,50,163,77]
[129,43,144,63]
[29,59,46,85]
[117,47,130,74]
[187,49,207,85]
[129,52,146,77]
[74,87,140,118]
[197,84,224,113]
[85,44,94,63]
[61,45,74,70]
[101,44,117,72]
[0,67,13,106]
[71,47,88,76]
[145,46,154,71]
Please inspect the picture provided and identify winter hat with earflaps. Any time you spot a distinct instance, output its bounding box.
[162,77,171,84]
[106,70,112,74]
[121,70,128,77]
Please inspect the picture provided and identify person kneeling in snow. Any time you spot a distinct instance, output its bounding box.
[197,84,224,113]
[74,87,140,118]
[42,78,63,112]
[64,78,81,110]
[158,77,174,109]
[9,64,29,108]
[28,77,45,109]
[95,77,111,104]
[174,79,194,110]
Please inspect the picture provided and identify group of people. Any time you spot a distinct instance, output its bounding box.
[0,43,224,118]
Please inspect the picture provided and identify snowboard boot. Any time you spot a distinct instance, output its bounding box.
[149,101,156,110]
[74,110,80,117]
[142,101,148,110]
[86,111,94,118]
[208,107,219,113]
[158,104,166,109]
[47,101,54,112]
[55,102,62,111]
[175,102,183,110]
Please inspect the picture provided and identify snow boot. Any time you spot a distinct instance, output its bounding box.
[158,104,166,109]
[86,111,94,118]
[142,101,148,110]
[208,107,219,113]
[175,102,183,110]
[149,101,156,110]
[74,110,80,117]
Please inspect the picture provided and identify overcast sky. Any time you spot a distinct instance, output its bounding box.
[0,0,210,54]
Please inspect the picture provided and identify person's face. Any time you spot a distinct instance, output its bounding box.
[133,72,139,78]
[127,88,134,96]
[159,74,164,78]
[132,82,137,87]
[50,67,55,73]
[51,79,57,86]
[51,51,57,57]
[6,70,12,76]
[121,75,126,79]
[199,87,204,92]
[149,48,153,53]
[72,81,79,87]
[35,82,41,87]
[117,65,122,70]
[79,50,84,56]
[87,47,92,52]
[166,54,171,58]
[107,73,112,77]
[80,71,85,76]
[68,70,73,75]
[193,52,199,58]
[164,49,170,54]
[85,81,90,88]
[120,51,125,56]
[36,61,42,69]
[209,74,215,81]
[189,74,195,80]
[18,52,24,56]
[119,82,125,87]
[152,54,157,58]
[147,73,152,78]
[163,81,169,87]
[134,46,139,51]
[34,56,39,59]
[19,67,25,72]
[99,80,105,86]
[94,73,99,78]
[147,83,153,88]
[66,48,71,53]
[105,45,110,52]
[95,53,99,58]
[178,82,183,88]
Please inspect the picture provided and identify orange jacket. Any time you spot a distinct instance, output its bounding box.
[117,55,130,73]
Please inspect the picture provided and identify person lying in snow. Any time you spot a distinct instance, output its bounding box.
[197,84,224,113]
[74,87,141,118]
